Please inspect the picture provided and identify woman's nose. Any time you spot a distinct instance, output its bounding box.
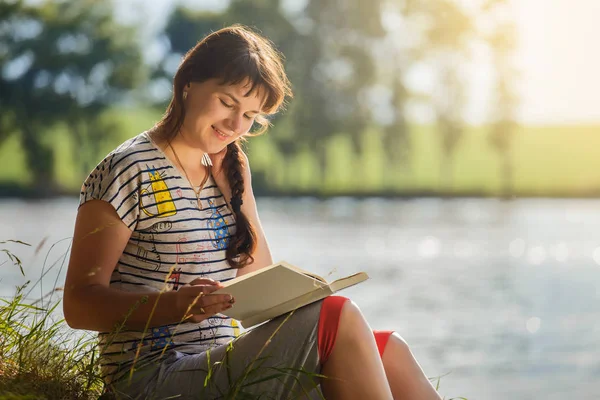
[226,112,244,134]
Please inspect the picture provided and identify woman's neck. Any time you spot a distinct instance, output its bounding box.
[152,127,207,173]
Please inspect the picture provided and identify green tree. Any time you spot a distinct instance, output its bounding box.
[383,63,411,173]
[420,0,475,192]
[0,0,143,193]
[484,0,519,198]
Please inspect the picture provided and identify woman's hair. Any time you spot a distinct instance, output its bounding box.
[154,24,292,268]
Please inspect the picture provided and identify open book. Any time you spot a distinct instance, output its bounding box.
[212,261,369,328]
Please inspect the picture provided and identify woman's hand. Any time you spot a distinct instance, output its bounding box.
[176,278,235,323]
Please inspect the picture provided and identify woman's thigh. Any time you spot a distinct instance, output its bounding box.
[122,300,324,400]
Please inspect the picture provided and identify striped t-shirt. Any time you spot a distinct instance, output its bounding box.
[79,131,241,384]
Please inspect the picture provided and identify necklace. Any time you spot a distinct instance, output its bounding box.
[168,141,211,209]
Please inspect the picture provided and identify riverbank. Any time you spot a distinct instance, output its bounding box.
[4,181,600,200]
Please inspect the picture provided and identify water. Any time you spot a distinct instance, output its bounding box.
[1,197,598,399]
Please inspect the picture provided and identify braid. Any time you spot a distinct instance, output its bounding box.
[224,141,257,267]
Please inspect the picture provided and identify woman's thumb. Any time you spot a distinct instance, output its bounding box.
[188,278,218,286]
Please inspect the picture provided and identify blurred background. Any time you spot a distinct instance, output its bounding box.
[1,0,599,399]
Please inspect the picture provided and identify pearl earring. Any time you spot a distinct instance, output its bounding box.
[183,91,188,100]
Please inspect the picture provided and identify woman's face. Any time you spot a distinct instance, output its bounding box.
[180,78,264,154]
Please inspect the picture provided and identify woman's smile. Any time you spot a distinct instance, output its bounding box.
[212,125,231,141]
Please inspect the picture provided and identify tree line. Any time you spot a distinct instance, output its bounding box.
[0,0,517,196]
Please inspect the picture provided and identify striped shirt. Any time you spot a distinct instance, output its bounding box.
[79,131,241,384]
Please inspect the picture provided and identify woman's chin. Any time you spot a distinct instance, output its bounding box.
[206,143,228,155]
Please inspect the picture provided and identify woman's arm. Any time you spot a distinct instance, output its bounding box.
[63,200,232,332]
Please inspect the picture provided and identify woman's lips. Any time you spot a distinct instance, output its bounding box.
[212,125,230,141]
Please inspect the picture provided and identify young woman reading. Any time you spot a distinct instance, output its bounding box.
[63,25,442,400]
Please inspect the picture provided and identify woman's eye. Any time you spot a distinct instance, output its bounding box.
[244,114,252,120]
[220,99,233,108]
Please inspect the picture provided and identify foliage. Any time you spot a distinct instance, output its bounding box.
[483,0,519,197]
[0,0,144,189]
[0,0,519,197]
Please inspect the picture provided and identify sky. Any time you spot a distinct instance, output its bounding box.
[509,0,600,124]
[115,0,600,125]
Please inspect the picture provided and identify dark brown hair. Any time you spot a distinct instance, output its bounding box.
[154,25,292,268]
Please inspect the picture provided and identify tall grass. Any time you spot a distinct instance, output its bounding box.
[0,240,103,399]
[0,240,325,399]
[0,239,465,399]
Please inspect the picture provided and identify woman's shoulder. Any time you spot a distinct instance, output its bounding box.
[85,131,160,178]
[80,131,159,197]
[79,131,158,229]
[103,131,158,170]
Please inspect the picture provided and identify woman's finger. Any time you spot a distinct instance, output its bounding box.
[190,292,234,313]
[188,278,221,286]
[179,285,223,304]
[197,292,234,306]
[192,300,233,315]
[182,286,233,305]
[186,301,233,323]
[177,285,234,319]
[185,296,234,320]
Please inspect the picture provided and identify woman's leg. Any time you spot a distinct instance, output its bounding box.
[379,332,442,400]
[121,302,325,400]
[113,297,440,400]
[318,297,441,400]
[319,299,394,400]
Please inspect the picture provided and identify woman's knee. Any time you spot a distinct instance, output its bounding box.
[321,297,369,333]
[387,332,411,355]
[338,298,366,327]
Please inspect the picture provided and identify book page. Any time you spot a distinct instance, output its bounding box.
[330,272,369,292]
[213,263,327,322]
[277,261,327,283]
[212,261,368,327]
[243,272,369,327]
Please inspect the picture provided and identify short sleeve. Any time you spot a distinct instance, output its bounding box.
[79,152,141,231]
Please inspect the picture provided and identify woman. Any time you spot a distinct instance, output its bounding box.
[63,25,442,399]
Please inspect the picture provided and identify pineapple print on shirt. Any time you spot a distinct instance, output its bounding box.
[140,168,177,217]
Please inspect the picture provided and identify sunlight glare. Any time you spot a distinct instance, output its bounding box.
[526,317,541,334]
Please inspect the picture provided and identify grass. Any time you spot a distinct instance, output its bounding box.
[0,239,466,399]
[1,106,599,197]
[0,240,103,399]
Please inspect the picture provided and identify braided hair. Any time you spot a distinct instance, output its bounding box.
[224,141,256,267]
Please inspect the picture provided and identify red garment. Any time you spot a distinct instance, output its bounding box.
[317,296,394,363]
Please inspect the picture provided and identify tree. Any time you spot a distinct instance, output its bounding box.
[0,0,143,193]
[484,1,519,198]
[419,0,475,193]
